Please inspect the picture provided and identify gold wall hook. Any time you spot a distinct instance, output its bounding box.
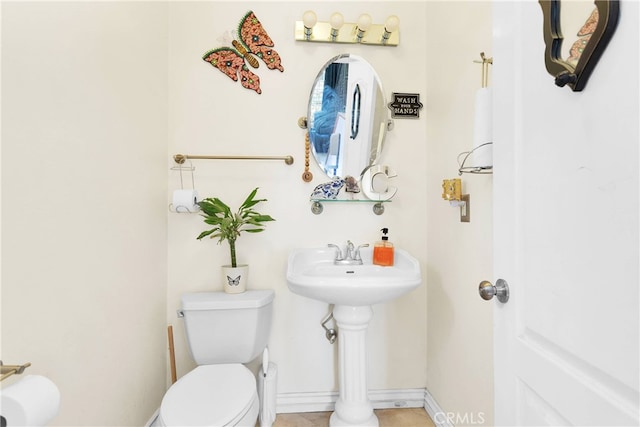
[473,52,493,88]
[0,361,32,381]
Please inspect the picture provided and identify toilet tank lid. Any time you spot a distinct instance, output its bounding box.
[182,289,275,311]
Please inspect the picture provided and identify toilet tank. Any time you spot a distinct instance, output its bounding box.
[180,289,274,365]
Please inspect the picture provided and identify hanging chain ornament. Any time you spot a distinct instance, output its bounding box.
[302,132,313,182]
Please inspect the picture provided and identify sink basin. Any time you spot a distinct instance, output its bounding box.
[286,247,421,306]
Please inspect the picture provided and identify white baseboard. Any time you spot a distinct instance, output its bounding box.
[276,388,427,414]
[277,390,338,413]
[145,408,160,427]
[423,388,454,427]
[147,387,452,427]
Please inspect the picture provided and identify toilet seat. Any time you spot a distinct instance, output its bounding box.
[159,364,258,426]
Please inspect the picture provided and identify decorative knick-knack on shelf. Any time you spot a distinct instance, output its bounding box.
[310,176,345,199]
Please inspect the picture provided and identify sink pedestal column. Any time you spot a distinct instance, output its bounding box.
[330,305,378,427]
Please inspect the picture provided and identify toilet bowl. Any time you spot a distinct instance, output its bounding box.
[158,365,259,427]
[157,290,275,427]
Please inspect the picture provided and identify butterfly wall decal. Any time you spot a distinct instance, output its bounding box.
[203,11,284,94]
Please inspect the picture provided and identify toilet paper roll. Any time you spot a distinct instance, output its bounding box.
[471,87,493,168]
[1,375,61,426]
[172,189,199,213]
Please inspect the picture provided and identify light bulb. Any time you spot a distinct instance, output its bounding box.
[302,10,317,29]
[329,12,344,30]
[302,10,316,41]
[382,15,399,44]
[329,12,343,40]
[357,13,372,31]
[384,15,399,32]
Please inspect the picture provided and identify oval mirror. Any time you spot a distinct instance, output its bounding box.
[307,54,388,178]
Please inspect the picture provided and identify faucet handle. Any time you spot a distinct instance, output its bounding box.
[354,243,370,261]
[328,244,343,260]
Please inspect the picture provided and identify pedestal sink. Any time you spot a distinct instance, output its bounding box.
[286,247,422,426]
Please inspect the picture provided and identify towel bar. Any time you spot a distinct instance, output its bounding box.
[173,154,294,165]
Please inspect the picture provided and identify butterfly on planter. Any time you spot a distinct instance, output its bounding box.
[227,275,241,287]
[202,11,284,94]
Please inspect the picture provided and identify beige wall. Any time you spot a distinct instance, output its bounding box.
[166,1,429,395]
[425,1,494,425]
[1,3,169,426]
[2,1,495,425]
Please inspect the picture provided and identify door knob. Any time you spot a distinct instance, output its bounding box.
[478,279,509,303]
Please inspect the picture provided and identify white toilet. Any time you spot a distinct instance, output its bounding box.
[158,289,275,427]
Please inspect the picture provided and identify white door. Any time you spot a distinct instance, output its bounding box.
[491,1,639,426]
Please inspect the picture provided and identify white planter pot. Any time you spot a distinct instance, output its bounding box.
[221,265,248,294]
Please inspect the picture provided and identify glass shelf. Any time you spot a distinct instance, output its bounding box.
[309,199,390,215]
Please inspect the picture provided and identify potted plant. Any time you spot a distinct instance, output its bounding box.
[197,187,275,293]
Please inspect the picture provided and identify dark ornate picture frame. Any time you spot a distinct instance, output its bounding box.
[539,0,619,91]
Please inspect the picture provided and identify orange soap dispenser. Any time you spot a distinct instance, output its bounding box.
[373,228,394,266]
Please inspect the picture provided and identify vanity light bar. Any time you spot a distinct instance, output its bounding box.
[295,12,399,46]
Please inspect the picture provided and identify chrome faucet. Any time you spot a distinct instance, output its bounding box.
[328,241,369,265]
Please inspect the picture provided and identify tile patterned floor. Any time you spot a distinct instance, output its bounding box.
[271,408,436,427]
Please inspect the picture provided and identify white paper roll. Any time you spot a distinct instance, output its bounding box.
[471,87,493,168]
[172,189,199,213]
[1,375,61,426]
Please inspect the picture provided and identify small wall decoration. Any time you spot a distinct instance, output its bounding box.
[387,92,423,119]
[202,11,284,94]
[539,0,619,91]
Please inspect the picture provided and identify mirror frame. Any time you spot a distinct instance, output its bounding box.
[539,0,619,91]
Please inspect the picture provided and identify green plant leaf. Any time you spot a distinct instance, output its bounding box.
[240,187,259,208]
[196,229,216,240]
[196,187,275,265]
[253,214,275,222]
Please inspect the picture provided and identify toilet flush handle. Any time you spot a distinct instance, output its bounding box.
[177,310,185,318]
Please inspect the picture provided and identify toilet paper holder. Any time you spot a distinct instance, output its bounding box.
[457,52,493,176]
[457,142,493,175]
[0,361,31,381]
[169,158,200,213]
